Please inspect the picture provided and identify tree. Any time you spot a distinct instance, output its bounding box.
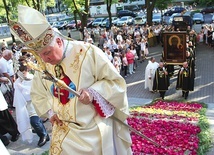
[45,0,56,14]
[63,0,90,40]
[155,0,171,12]
[2,0,16,42]
[145,0,157,26]
[105,0,118,29]
[195,0,214,6]
[0,0,51,43]
[64,0,90,29]
[56,1,62,12]
[155,0,172,24]
[106,0,112,29]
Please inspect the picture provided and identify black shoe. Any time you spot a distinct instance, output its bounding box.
[11,133,20,142]
[42,118,49,123]
[1,136,10,146]
[38,134,50,147]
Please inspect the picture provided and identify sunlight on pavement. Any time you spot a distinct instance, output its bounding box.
[127,80,145,87]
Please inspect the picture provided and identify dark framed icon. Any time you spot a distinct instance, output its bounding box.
[162,31,187,65]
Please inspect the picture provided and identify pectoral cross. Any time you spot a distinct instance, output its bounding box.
[159,70,164,78]
[183,70,188,77]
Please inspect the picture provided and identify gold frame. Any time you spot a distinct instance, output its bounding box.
[162,31,187,65]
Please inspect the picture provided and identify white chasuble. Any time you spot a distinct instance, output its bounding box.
[31,41,132,155]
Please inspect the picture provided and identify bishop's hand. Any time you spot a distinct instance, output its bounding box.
[78,89,93,105]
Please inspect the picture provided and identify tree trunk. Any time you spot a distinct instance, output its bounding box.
[73,11,78,30]
[161,10,163,24]
[58,1,61,12]
[24,0,30,6]
[107,0,112,29]
[147,9,153,26]
[81,14,88,28]
[2,0,15,42]
[51,8,54,13]
[36,0,40,11]
[106,0,113,29]
[47,7,51,14]
[146,0,156,26]
[32,0,37,9]
[71,0,90,39]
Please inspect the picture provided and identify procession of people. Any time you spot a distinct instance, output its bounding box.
[1,3,214,154]
[80,14,198,100]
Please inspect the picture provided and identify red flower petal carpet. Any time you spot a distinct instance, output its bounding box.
[128,100,212,155]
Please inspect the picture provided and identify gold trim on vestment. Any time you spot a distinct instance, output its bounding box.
[50,122,69,155]
[50,43,91,154]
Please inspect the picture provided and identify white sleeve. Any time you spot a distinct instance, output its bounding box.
[0,61,8,74]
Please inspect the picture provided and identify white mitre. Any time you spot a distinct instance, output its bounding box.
[9,5,54,52]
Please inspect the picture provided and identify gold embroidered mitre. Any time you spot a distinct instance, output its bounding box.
[9,5,54,52]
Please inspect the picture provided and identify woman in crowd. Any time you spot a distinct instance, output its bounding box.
[126,48,135,75]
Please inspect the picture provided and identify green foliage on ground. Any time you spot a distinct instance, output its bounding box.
[31,150,49,155]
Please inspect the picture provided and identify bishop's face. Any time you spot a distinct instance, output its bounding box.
[39,38,64,65]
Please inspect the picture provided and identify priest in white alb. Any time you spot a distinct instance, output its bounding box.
[145,57,159,92]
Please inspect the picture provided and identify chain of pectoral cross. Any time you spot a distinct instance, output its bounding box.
[55,64,62,103]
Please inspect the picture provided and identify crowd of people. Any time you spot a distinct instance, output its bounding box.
[0,4,213,154]
[0,47,50,147]
[74,16,202,100]
[76,19,214,78]
[199,22,214,47]
[79,23,164,78]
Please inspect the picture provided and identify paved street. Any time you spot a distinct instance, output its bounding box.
[126,42,214,104]
[2,28,214,154]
